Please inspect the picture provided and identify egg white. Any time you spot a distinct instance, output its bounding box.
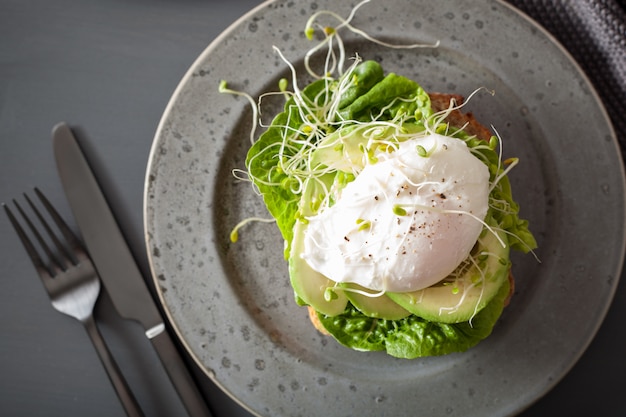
[302,133,490,292]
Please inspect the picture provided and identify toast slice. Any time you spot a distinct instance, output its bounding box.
[428,92,493,141]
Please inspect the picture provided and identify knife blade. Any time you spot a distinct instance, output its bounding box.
[52,122,213,417]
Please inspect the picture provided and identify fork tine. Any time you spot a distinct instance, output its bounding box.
[12,198,66,276]
[34,187,82,258]
[3,202,52,276]
[27,189,79,265]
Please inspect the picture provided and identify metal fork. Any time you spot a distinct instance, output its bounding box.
[3,188,145,417]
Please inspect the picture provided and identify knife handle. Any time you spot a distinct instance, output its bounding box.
[149,328,213,417]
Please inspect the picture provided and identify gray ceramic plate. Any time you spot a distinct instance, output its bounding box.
[144,1,626,416]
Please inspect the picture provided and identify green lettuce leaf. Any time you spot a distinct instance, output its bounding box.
[245,79,327,256]
[337,72,428,121]
[317,278,511,359]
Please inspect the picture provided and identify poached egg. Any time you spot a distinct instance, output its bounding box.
[302,133,490,293]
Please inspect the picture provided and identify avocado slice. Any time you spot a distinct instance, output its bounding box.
[289,221,348,316]
[290,185,509,323]
[341,283,411,320]
[387,227,510,323]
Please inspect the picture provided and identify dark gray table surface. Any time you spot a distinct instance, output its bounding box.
[1,1,624,416]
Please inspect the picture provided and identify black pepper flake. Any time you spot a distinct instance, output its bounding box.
[344,236,350,241]
[439,193,447,199]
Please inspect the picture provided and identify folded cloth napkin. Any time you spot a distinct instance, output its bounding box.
[507,0,626,155]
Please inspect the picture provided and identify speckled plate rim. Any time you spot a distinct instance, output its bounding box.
[143,1,626,416]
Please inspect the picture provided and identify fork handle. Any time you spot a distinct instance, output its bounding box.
[83,315,145,417]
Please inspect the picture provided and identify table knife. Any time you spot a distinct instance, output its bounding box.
[52,122,213,417]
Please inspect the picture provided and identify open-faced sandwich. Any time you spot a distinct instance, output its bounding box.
[224,3,537,359]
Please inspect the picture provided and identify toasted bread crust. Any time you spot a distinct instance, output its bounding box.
[504,272,515,307]
[428,92,493,141]
[307,306,330,335]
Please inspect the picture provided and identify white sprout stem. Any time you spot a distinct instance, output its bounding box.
[490,125,505,184]
[272,46,311,120]
[230,216,276,242]
[218,82,259,144]
[231,168,252,182]
[304,0,368,37]
[344,22,441,50]
[304,35,334,78]
[329,284,386,298]
[490,157,519,193]
[305,0,438,50]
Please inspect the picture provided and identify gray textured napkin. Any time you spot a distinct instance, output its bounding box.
[508,0,626,154]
